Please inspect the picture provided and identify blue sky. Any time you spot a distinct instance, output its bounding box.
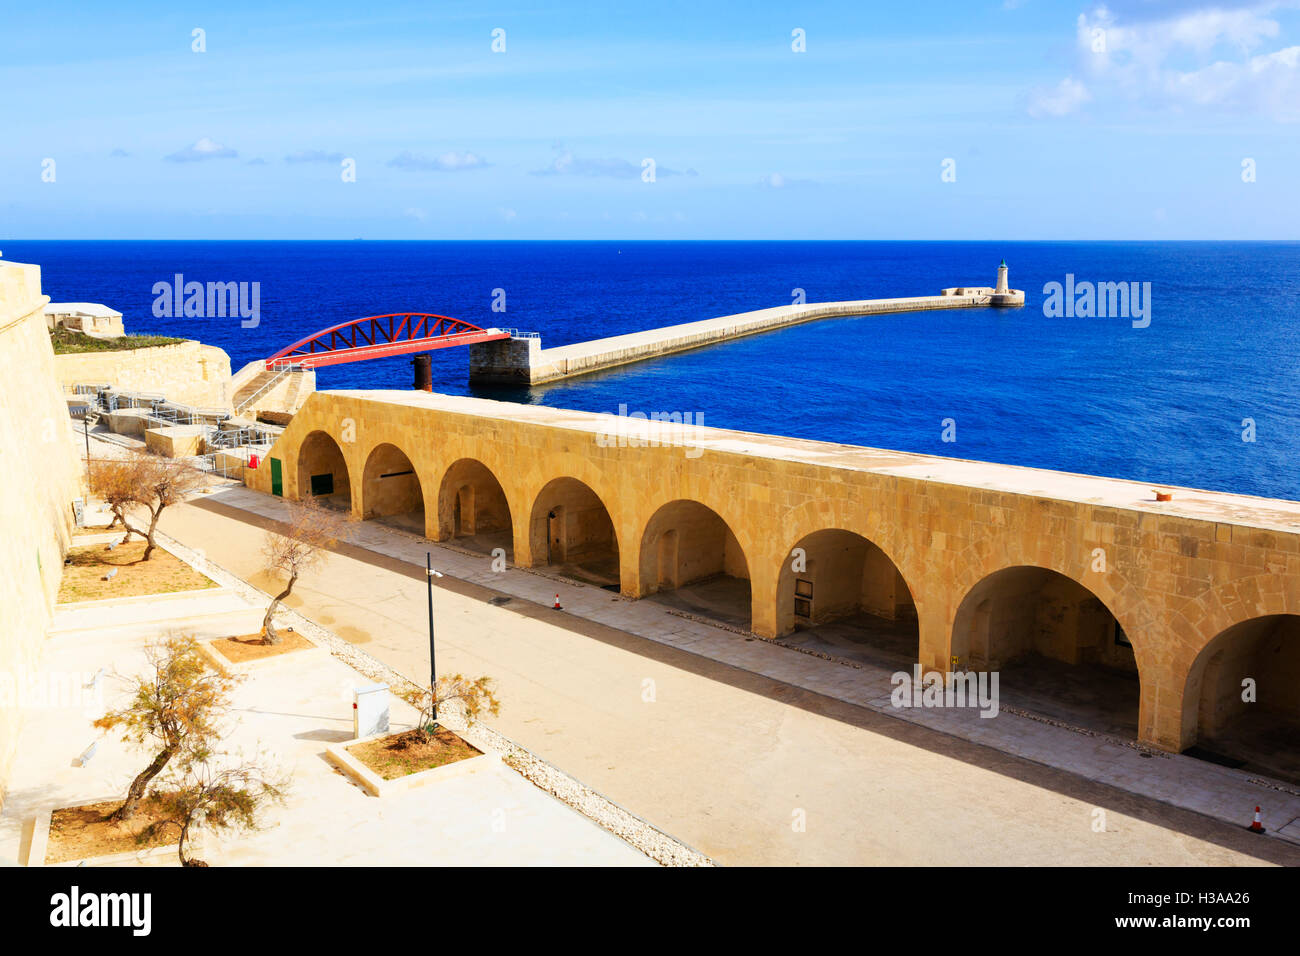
[3,0,1299,239]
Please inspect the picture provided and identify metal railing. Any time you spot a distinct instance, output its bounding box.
[189,454,251,480]
[234,359,303,414]
[206,426,273,450]
[70,387,271,460]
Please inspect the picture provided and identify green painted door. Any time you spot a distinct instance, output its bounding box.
[270,457,283,497]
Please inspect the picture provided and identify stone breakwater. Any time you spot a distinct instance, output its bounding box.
[470,289,1024,386]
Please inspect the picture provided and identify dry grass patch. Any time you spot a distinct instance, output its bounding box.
[72,526,116,538]
[46,796,177,864]
[58,540,216,602]
[347,726,482,781]
[209,630,314,663]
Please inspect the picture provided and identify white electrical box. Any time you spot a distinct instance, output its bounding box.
[353,683,389,739]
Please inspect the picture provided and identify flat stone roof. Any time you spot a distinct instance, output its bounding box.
[44,302,122,318]
[324,389,1300,534]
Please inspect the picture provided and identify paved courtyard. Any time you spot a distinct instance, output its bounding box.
[144,483,1300,866]
[0,587,652,867]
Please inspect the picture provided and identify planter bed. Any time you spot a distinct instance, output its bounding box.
[326,725,498,797]
[28,796,179,867]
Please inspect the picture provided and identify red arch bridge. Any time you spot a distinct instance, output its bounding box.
[264,313,514,369]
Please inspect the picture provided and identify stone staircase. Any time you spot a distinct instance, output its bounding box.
[231,360,315,418]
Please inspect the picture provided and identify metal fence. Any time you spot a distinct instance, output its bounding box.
[189,454,253,480]
[69,386,273,459]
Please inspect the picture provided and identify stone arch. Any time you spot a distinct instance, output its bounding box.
[762,495,925,642]
[636,499,752,627]
[1179,613,1300,781]
[296,430,351,510]
[436,458,513,556]
[528,476,620,586]
[951,565,1141,737]
[774,528,919,666]
[1154,572,1300,751]
[359,442,426,531]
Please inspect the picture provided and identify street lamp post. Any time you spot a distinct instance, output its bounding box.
[425,553,443,722]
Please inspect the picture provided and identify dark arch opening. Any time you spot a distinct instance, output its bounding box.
[952,566,1138,737]
[638,500,751,628]
[437,458,513,557]
[360,443,425,534]
[775,529,917,668]
[1183,614,1300,784]
[529,477,619,587]
[297,431,351,512]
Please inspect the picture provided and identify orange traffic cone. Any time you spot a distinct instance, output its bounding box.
[552,593,563,610]
[1248,806,1265,834]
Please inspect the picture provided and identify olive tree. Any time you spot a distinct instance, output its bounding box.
[94,635,241,822]
[260,495,350,644]
[397,674,500,747]
[140,756,287,867]
[90,451,205,560]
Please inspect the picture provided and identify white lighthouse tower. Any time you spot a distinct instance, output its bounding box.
[939,259,1024,306]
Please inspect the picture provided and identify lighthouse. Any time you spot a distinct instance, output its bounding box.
[939,261,1024,306]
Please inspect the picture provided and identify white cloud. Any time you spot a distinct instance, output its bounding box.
[1163,43,1300,118]
[165,137,237,162]
[532,148,693,178]
[389,150,489,171]
[1027,76,1092,117]
[286,149,344,164]
[757,171,817,188]
[1036,3,1300,120]
[533,150,640,178]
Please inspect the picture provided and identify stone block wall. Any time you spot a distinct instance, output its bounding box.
[0,260,80,809]
[55,340,233,410]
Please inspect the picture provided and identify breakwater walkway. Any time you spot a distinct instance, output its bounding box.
[469,281,1024,386]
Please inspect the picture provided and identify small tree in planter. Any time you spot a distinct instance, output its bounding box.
[259,496,350,644]
[397,674,500,748]
[89,451,205,559]
[91,455,144,540]
[94,635,241,823]
[140,755,288,867]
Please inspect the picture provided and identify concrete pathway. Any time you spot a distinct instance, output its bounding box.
[48,588,256,642]
[153,484,1300,866]
[1,589,652,867]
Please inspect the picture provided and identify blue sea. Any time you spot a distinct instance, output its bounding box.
[8,240,1299,500]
